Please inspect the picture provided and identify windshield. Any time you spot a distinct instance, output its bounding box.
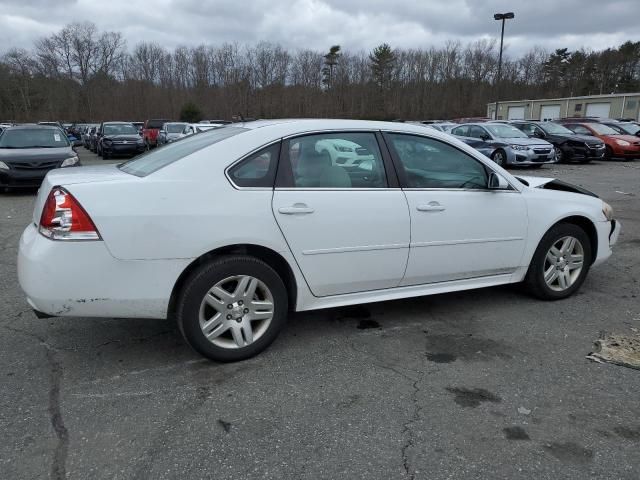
[104,124,138,135]
[589,123,619,135]
[119,126,248,177]
[609,123,640,135]
[165,123,187,133]
[0,128,70,148]
[485,124,528,138]
[541,123,573,134]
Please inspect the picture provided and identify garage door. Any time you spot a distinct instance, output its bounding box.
[507,106,525,120]
[586,103,611,118]
[540,105,561,121]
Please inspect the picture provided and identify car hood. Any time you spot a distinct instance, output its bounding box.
[515,175,598,197]
[104,134,142,141]
[547,133,602,145]
[497,137,552,147]
[0,147,74,163]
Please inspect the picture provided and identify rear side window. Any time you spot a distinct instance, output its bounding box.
[227,142,280,188]
[451,126,468,136]
[120,127,247,177]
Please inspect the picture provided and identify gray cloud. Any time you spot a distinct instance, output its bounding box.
[0,0,638,56]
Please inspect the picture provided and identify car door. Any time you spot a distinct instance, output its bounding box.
[272,131,410,297]
[383,132,528,286]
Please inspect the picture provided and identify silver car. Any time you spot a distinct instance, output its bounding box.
[450,123,556,167]
[157,122,188,146]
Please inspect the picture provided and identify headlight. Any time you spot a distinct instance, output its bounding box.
[336,146,354,152]
[615,139,630,146]
[61,156,79,167]
[602,201,614,221]
[0,161,8,170]
[510,144,529,151]
[103,139,112,145]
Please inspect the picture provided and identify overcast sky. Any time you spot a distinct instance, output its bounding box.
[1,0,639,57]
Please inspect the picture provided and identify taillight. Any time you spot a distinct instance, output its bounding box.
[39,187,101,241]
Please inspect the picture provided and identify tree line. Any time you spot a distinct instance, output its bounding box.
[1,21,639,122]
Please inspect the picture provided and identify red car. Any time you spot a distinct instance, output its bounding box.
[142,119,172,149]
[560,122,640,160]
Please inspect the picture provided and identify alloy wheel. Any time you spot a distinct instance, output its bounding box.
[198,275,274,349]
[543,235,584,292]
[554,146,564,162]
[492,151,505,166]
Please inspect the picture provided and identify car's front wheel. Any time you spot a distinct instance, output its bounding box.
[554,146,564,163]
[491,149,507,167]
[525,223,592,300]
[176,255,288,362]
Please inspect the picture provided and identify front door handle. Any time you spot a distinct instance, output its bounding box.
[417,202,445,212]
[278,203,315,215]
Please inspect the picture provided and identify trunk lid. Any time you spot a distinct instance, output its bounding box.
[32,164,136,225]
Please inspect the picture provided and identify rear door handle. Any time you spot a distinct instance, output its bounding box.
[278,204,315,215]
[417,202,445,212]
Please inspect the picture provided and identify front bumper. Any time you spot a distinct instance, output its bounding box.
[0,167,54,188]
[102,142,145,155]
[566,144,606,161]
[592,219,622,267]
[18,223,191,319]
[509,148,556,165]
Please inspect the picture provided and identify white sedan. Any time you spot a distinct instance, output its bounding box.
[18,119,621,362]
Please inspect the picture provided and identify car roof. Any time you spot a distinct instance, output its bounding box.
[6,124,62,130]
[233,118,462,137]
[103,121,134,125]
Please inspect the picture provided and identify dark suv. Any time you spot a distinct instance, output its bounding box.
[511,121,605,163]
[96,122,145,159]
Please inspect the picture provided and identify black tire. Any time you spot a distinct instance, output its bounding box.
[554,146,565,163]
[524,223,592,300]
[176,255,288,362]
[491,149,507,167]
[103,150,110,160]
[605,145,613,161]
[97,144,102,158]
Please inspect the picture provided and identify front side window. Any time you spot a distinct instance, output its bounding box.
[228,143,280,188]
[569,125,592,136]
[282,132,387,188]
[386,133,488,189]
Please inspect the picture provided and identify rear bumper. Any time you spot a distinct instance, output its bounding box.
[18,223,191,319]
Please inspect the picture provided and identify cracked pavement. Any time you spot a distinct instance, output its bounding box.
[1,151,639,479]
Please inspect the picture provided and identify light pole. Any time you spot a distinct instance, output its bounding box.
[493,12,514,120]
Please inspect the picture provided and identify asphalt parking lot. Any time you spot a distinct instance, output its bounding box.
[1,149,639,480]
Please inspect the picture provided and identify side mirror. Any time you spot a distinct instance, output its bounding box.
[488,172,510,190]
[480,134,490,141]
[533,130,544,138]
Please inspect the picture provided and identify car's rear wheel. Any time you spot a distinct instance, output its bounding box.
[524,223,591,300]
[176,255,288,362]
[491,149,507,167]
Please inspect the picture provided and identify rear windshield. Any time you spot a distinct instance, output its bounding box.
[0,128,70,148]
[147,119,171,129]
[119,126,248,177]
[589,123,618,135]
